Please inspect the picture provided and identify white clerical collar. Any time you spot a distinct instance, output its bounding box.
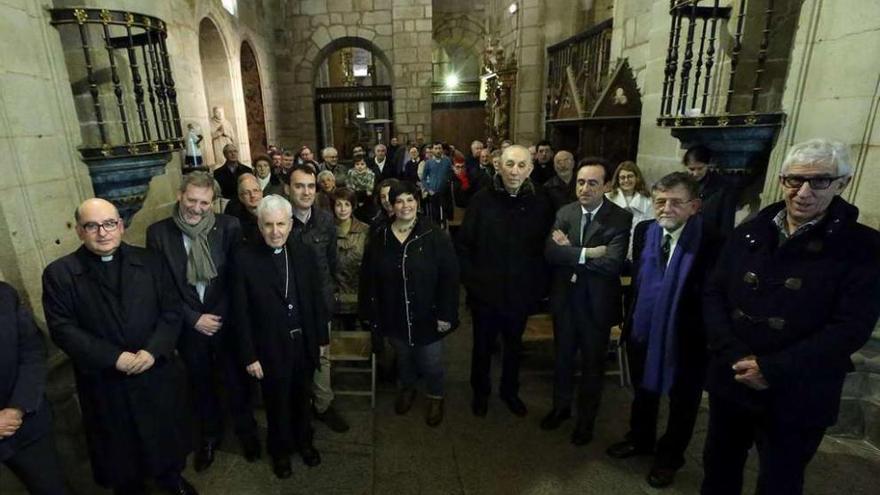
[273,247,283,255]
[100,255,114,262]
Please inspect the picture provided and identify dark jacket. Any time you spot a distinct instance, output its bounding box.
[698,171,737,237]
[42,244,187,486]
[233,239,326,380]
[213,162,253,200]
[292,207,338,331]
[368,157,396,183]
[624,217,723,360]
[703,197,880,427]
[456,177,555,313]
[361,217,460,345]
[0,282,51,462]
[545,200,632,329]
[544,174,575,211]
[225,201,261,246]
[146,214,242,338]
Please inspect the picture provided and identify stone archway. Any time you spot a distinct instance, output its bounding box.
[198,17,238,167]
[240,41,267,156]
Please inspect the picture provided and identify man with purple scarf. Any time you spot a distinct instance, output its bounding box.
[606,172,722,488]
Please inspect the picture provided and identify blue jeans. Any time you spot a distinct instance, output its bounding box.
[389,338,445,398]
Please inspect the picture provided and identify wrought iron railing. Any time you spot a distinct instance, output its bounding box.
[657,0,794,128]
[546,19,613,120]
[50,8,183,160]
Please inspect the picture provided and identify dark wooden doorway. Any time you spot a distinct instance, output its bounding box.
[431,101,486,152]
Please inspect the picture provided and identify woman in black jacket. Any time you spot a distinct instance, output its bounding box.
[360,181,460,426]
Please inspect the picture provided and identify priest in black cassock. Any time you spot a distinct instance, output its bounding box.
[42,198,195,495]
[233,194,326,479]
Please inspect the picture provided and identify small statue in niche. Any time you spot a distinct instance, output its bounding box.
[183,123,205,173]
[612,87,628,106]
[210,106,235,166]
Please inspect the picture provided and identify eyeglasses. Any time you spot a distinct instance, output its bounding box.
[80,219,120,234]
[780,175,841,190]
[653,198,693,209]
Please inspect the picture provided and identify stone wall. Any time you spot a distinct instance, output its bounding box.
[274,0,433,148]
[0,0,279,315]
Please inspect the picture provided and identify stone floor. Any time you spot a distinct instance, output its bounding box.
[3,307,880,495]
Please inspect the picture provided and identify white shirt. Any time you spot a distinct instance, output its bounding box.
[182,234,207,302]
[577,201,604,265]
[374,158,386,173]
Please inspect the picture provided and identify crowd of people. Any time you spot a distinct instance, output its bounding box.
[1,136,878,495]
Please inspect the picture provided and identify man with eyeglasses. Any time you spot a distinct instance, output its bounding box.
[42,199,196,495]
[542,157,632,445]
[700,139,880,495]
[226,173,264,245]
[605,172,722,488]
[147,172,260,473]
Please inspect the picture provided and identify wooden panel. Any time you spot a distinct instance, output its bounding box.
[431,103,486,152]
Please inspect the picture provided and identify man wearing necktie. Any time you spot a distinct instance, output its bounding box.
[543,158,632,446]
[605,172,722,488]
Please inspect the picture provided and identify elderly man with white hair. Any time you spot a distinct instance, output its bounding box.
[700,139,880,495]
[233,194,327,479]
[319,146,348,187]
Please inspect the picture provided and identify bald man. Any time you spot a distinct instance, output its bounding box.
[42,199,196,495]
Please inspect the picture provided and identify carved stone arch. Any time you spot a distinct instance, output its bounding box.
[198,16,239,166]
[311,36,393,88]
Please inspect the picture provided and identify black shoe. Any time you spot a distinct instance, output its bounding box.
[300,445,322,467]
[471,395,488,417]
[272,455,292,479]
[426,397,444,427]
[395,387,417,415]
[500,394,528,417]
[647,467,678,488]
[606,440,653,459]
[114,482,146,495]
[158,477,198,495]
[540,408,571,430]
[240,435,261,462]
[315,405,350,433]
[571,426,593,446]
[193,440,217,472]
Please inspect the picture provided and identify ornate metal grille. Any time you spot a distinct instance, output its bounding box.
[545,19,613,120]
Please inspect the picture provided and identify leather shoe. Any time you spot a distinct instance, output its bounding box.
[240,435,261,462]
[500,394,528,417]
[158,476,197,495]
[606,440,653,459]
[395,387,417,415]
[571,427,593,446]
[647,467,678,488]
[193,441,217,472]
[272,456,292,479]
[300,444,322,467]
[315,405,350,433]
[426,397,444,427]
[471,395,488,417]
[540,408,571,430]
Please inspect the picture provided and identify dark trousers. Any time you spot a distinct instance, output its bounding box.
[470,305,528,398]
[552,284,610,432]
[626,341,706,469]
[2,434,68,495]
[178,328,257,443]
[701,394,825,495]
[260,369,314,459]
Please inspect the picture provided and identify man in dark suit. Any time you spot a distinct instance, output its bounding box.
[233,194,326,479]
[146,172,259,473]
[224,174,264,246]
[1,282,68,494]
[700,139,880,495]
[456,144,555,418]
[368,143,395,183]
[605,172,722,488]
[542,157,632,446]
[212,144,252,200]
[43,198,195,495]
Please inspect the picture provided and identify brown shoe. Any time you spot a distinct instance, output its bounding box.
[395,387,417,415]
[426,397,444,427]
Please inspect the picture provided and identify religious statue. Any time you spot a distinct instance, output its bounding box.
[210,106,235,166]
[183,123,205,173]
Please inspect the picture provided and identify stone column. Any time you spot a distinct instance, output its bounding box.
[392,0,433,142]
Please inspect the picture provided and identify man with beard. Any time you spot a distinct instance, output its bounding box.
[146,172,260,473]
[233,195,325,478]
[43,198,194,495]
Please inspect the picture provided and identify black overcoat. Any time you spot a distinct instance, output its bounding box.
[41,244,187,487]
[0,282,51,462]
[360,217,460,345]
[703,197,880,427]
[233,238,326,380]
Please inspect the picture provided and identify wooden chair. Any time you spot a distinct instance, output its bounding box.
[329,306,376,408]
